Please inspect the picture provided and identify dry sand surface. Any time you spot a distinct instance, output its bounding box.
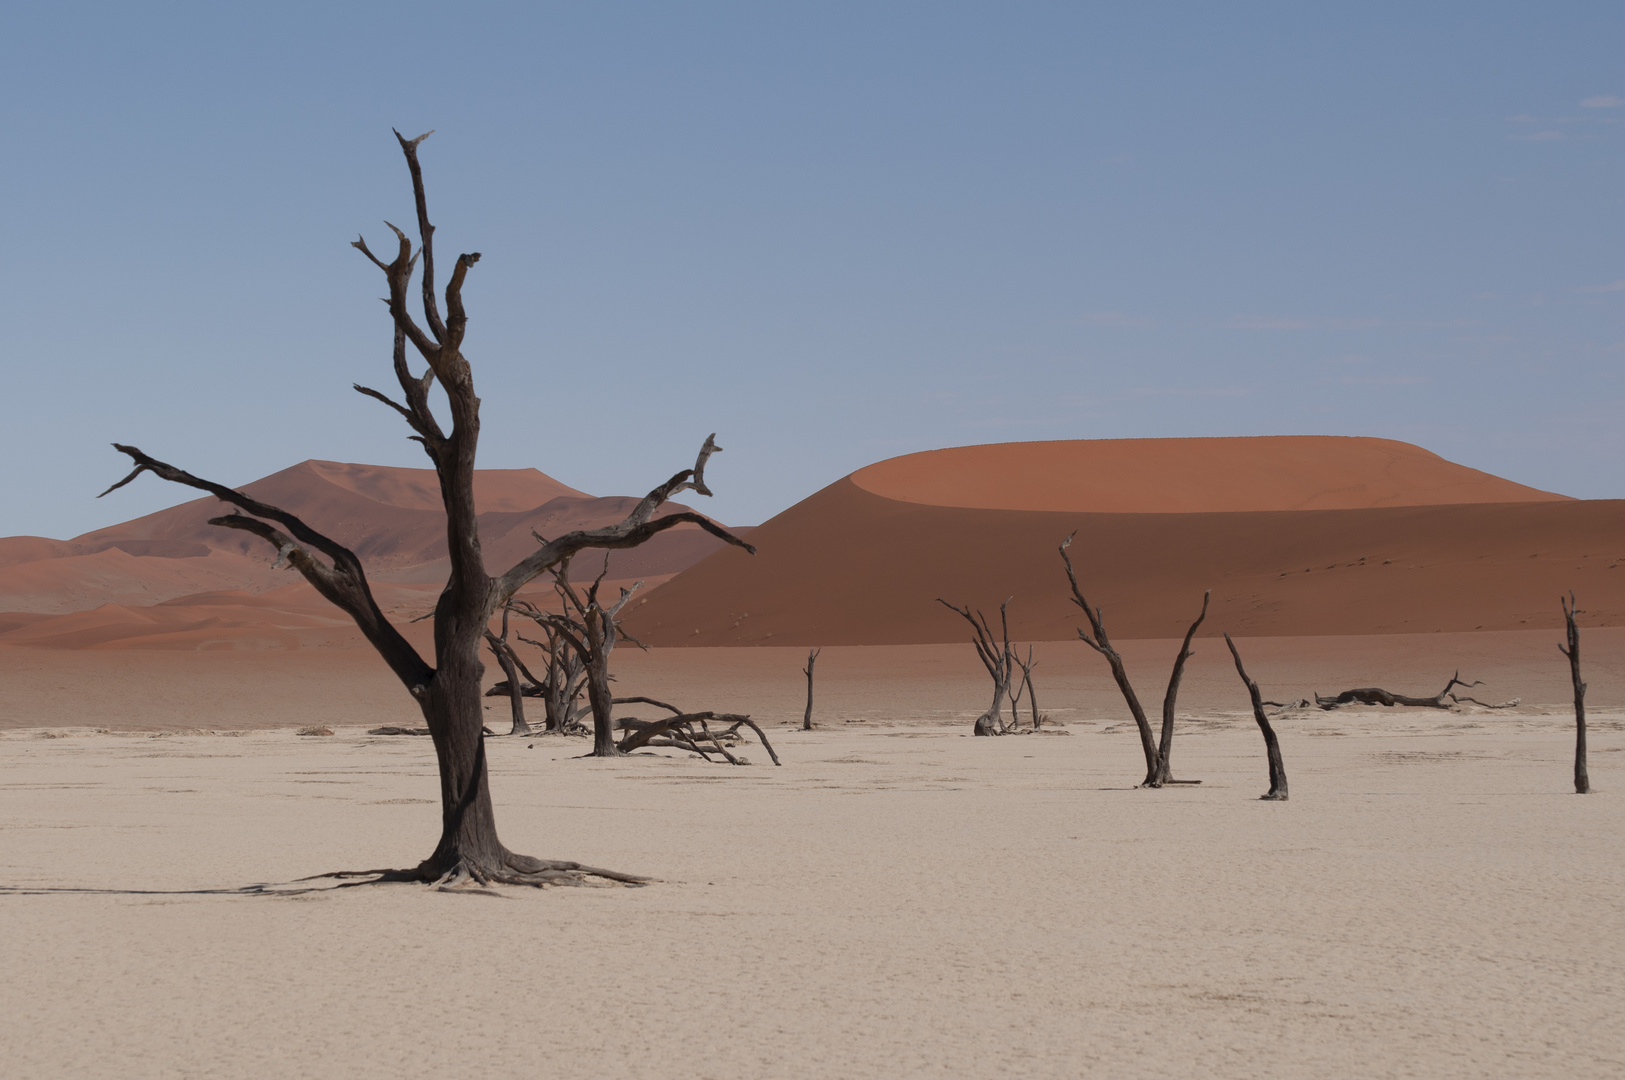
[3,632,1624,1077]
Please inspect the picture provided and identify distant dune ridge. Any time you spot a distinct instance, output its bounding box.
[624,436,1623,646]
[0,460,738,649]
[853,435,1569,513]
[3,437,1619,650]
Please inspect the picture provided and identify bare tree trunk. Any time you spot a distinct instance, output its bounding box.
[802,647,821,730]
[1561,592,1590,795]
[584,609,618,756]
[1224,634,1288,800]
[1148,591,1209,787]
[1060,536,1157,780]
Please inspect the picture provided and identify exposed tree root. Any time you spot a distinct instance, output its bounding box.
[422,852,650,890]
[308,850,651,891]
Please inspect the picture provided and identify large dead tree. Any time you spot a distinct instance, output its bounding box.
[1224,634,1288,800]
[1060,534,1206,787]
[100,131,753,889]
[938,597,1017,736]
[1560,592,1590,795]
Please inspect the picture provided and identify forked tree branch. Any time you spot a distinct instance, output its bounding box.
[1060,533,1157,774]
[494,435,754,604]
[99,445,431,693]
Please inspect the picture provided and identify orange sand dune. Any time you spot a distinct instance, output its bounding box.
[627,438,1622,646]
[854,435,1569,513]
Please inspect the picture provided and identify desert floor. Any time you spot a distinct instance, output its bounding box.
[2,632,1623,1078]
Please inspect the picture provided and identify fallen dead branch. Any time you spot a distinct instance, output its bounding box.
[1313,672,1519,711]
[612,695,781,766]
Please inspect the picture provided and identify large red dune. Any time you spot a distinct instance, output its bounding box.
[854,435,1568,512]
[625,436,1622,645]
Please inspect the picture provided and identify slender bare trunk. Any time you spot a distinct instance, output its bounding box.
[1224,633,1288,800]
[1148,591,1209,787]
[1561,593,1589,795]
[802,647,820,730]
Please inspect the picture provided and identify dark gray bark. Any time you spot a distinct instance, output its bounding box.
[1560,592,1590,795]
[101,131,752,889]
[1224,634,1288,800]
[802,648,821,731]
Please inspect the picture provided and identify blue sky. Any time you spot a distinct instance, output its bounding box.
[3,2,1623,537]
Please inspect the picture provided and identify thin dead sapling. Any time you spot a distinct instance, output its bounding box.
[1560,592,1590,795]
[802,647,821,730]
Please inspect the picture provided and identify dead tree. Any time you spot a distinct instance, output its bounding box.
[549,559,645,756]
[483,606,530,736]
[613,695,782,766]
[1560,592,1590,795]
[1224,634,1287,800]
[1314,673,1518,710]
[1008,646,1043,730]
[502,593,589,734]
[802,647,821,730]
[937,597,1016,736]
[100,131,753,889]
[1060,534,1206,787]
